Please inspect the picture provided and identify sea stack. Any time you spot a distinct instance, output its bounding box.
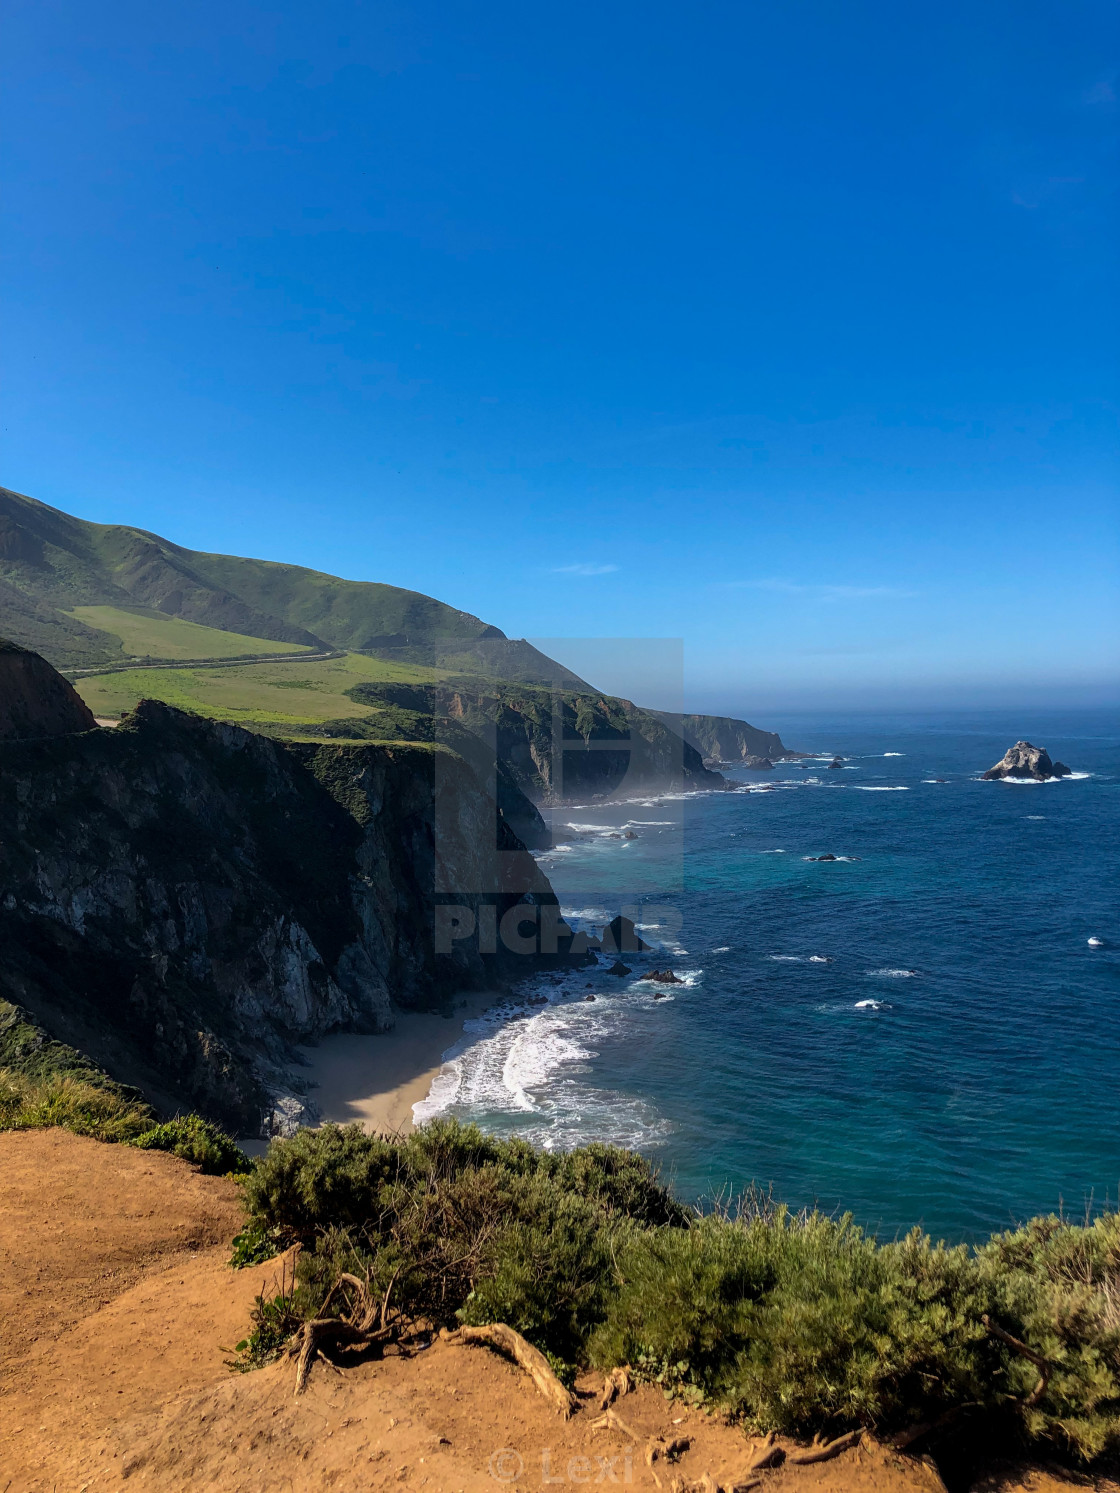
[981,741,1071,781]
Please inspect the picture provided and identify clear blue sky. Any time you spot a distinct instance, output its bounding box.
[2,1,1117,712]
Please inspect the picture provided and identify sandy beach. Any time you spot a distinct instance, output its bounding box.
[296,989,502,1135]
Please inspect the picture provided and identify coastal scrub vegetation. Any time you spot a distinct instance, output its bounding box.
[239,1120,1120,1465]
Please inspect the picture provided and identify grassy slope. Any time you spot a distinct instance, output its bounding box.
[68,605,315,660]
[0,487,578,684]
[73,650,442,727]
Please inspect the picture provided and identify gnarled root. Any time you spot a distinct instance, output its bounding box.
[747,1433,785,1472]
[788,1430,862,1465]
[440,1323,577,1418]
[292,1268,401,1394]
[598,1365,633,1410]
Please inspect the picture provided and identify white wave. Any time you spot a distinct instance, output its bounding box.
[711,945,731,953]
[1025,816,1046,821]
[560,905,610,923]
[883,752,905,757]
[866,967,920,978]
[412,994,672,1151]
[852,786,909,791]
[759,848,788,854]
[982,772,1089,786]
[855,999,891,1010]
[808,955,833,963]
[624,820,674,826]
[768,954,804,962]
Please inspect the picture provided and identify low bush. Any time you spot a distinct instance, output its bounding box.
[238,1120,1120,1465]
[128,1114,250,1176]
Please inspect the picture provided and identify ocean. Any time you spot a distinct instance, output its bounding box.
[415,710,1119,1242]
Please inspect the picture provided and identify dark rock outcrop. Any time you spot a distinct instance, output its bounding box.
[827,757,843,770]
[742,756,773,770]
[0,700,566,1134]
[602,915,652,953]
[0,637,97,741]
[981,741,1072,781]
[637,968,683,984]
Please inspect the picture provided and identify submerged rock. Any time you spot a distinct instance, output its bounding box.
[982,741,1072,781]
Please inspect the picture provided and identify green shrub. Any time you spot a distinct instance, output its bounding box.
[235,1122,1120,1464]
[129,1114,250,1176]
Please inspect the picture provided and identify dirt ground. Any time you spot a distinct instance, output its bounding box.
[1,1130,1115,1493]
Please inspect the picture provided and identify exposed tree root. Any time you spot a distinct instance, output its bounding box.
[598,1365,633,1410]
[292,1269,400,1394]
[747,1433,786,1472]
[787,1429,862,1464]
[440,1323,577,1418]
[591,1409,642,1442]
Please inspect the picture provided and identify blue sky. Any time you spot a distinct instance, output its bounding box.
[2,0,1117,712]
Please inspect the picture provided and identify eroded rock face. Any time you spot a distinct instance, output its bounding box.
[0,701,562,1132]
[0,638,96,741]
[981,741,1072,781]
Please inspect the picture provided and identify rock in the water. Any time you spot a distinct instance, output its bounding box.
[637,968,684,984]
[981,741,1071,781]
[743,755,773,770]
[607,959,632,977]
[583,993,596,1001]
[602,915,651,953]
[812,853,838,861]
[624,830,638,839]
[827,757,843,770]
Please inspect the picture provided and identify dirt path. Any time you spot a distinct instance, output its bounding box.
[0,1130,1111,1493]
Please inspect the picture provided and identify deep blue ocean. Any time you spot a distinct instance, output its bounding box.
[416,711,1119,1243]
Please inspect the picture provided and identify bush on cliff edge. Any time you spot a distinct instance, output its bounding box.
[240,1120,1120,1464]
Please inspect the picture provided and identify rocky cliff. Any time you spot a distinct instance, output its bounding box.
[0,698,566,1134]
[0,637,97,741]
[653,712,796,766]
[343,681,727,803]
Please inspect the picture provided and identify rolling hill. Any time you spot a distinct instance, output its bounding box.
[0,486,587,684]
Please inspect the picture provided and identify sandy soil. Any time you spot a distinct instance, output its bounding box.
[297,990,502,1135]
[1,1130,1114,1493]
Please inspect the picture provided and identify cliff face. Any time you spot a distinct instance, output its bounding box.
[654,712,796,766]
[0,700,561,1134]
[344,681,727,803]
[0,637,97,741]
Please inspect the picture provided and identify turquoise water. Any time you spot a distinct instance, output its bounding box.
[417,711,1120,1242]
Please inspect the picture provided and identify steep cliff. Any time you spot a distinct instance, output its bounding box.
[343,681,727,803]
[0,699,564,1134]
[654,711,797,765]
[0,637,97,741]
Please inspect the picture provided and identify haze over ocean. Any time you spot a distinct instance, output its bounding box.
[416,710,1119,1241]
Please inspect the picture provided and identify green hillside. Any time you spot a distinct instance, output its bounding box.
[68,605,315,661]
[0,486,586,683]
[73,651,438,730]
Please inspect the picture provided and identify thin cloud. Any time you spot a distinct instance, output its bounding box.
[552,563,620,577]
[719,579,917,601]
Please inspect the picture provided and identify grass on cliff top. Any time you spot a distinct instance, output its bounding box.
[0,1065,250,1176]
[236,1120,1120,1466]
[72,650,443,729]
[67,605,315,661]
